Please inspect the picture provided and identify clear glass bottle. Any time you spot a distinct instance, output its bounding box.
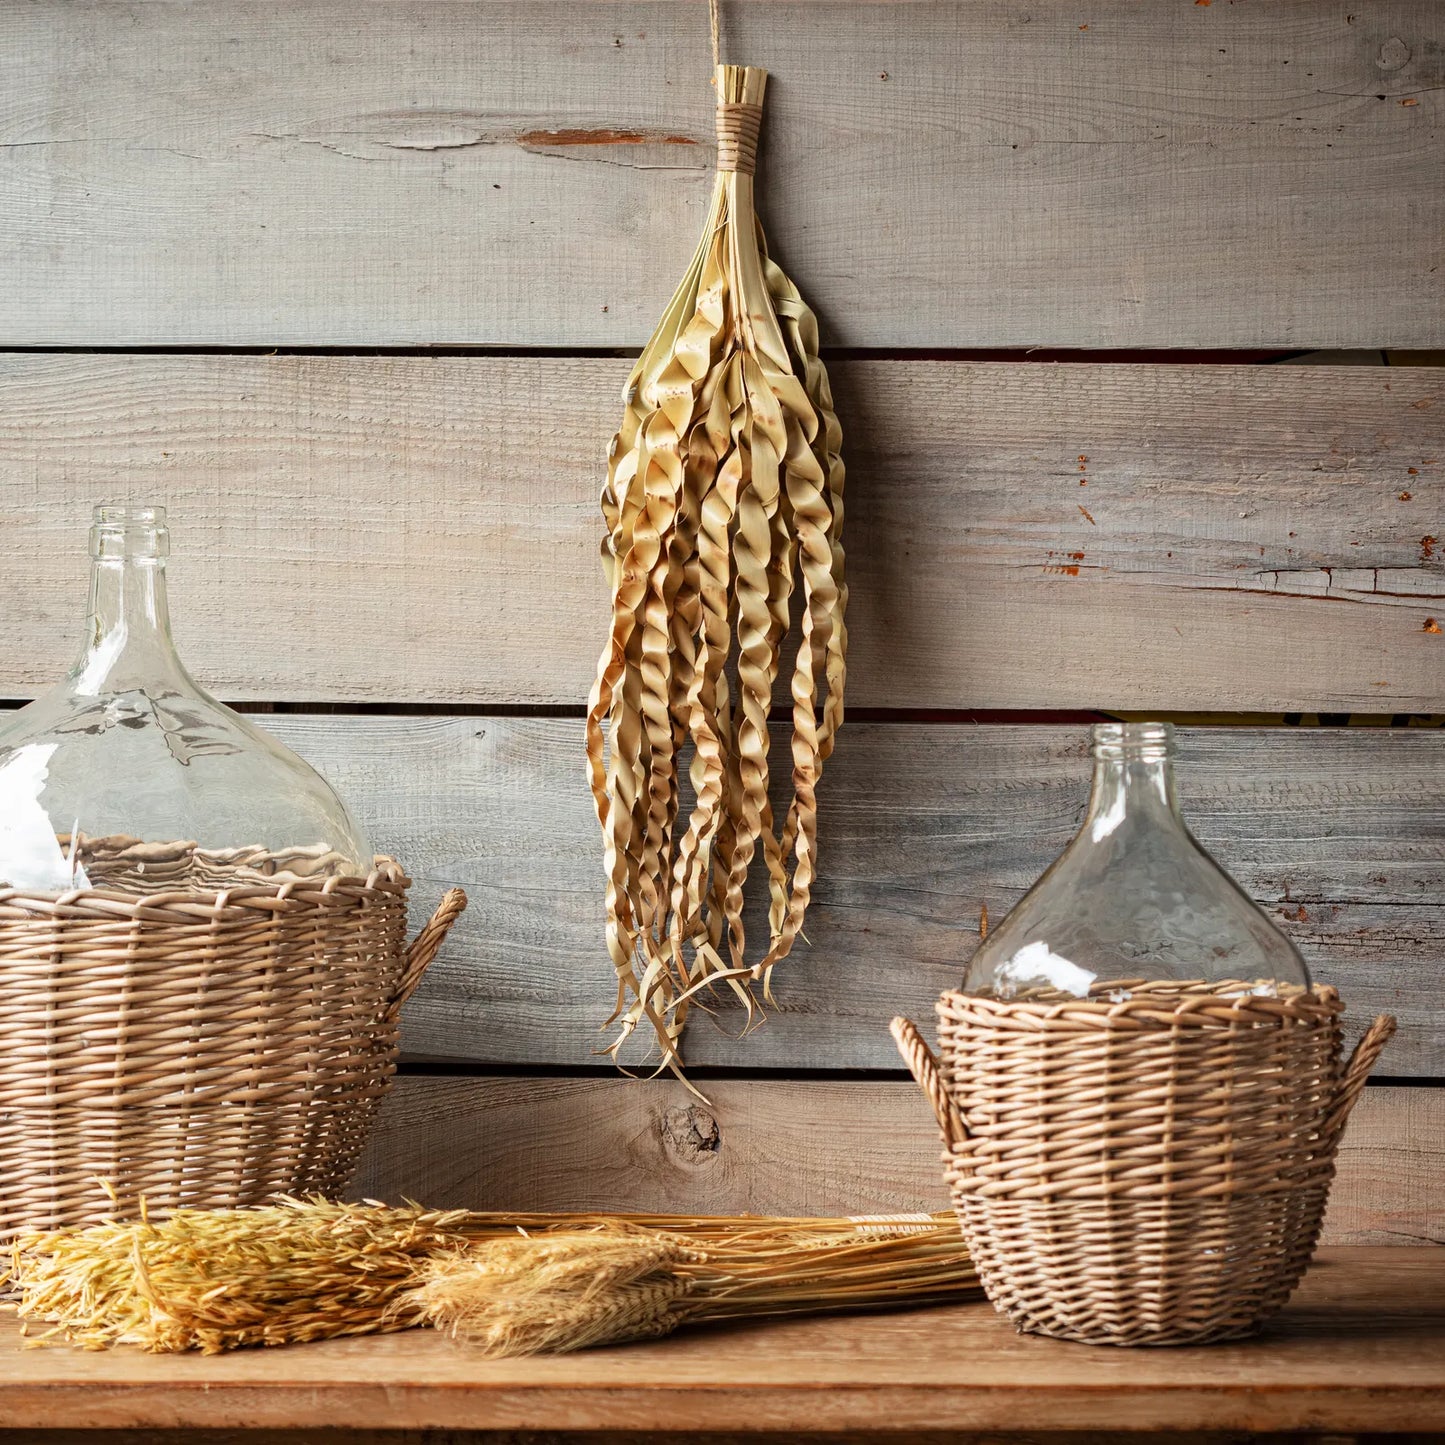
[0,504,371,892]
[964,721,1310,999]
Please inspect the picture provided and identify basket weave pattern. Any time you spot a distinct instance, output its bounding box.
[0,845,465,1235]
[894,982,1395,1346]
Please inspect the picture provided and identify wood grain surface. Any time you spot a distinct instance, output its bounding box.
[352,1078,1443,1247]
[243,716,1445,1073]
[0,1251,1441,1433]
[5,1434,1440,1445]
[1,3,1441,348]
[1,356,1440,711]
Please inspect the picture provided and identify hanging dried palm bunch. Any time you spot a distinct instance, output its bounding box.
[586,53,847,1078]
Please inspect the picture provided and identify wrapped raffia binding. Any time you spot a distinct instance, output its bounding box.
[8,1200,978,1356]
[893,982,1397,1346]
[588,63,847,1079]
[0,840,466,1235]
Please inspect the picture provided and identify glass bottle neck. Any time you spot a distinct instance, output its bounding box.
[1083,754,1183,842]
[73,511,185,696]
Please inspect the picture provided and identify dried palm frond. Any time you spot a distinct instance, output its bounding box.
[587,63,847,1079]
[8,1200,972,1357]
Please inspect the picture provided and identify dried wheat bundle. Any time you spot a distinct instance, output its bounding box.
[8,1201,971,1356]
[408,1218,978,1358]
[407,1228,698,1355]
[586,63,847,1077]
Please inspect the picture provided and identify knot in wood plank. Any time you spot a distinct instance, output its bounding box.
[661,1104,722,1165]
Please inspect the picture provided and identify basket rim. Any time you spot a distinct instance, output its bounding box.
[937,979,1343,1030]
[0,854,411,922]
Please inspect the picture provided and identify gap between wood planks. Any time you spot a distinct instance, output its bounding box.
[393,1060,1445,1089]
[0,345,1416,362]
[3,703,1438,727]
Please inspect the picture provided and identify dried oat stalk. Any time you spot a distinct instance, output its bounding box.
[587,64,847,1078]
[7,1198,474,1353]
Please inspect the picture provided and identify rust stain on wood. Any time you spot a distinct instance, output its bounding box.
[1044,549,1089,577]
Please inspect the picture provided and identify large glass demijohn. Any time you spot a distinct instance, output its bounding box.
[964,722,1311,1000]
[0,505,371,893]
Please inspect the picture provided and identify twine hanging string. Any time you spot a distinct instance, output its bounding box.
[709,0,763,174]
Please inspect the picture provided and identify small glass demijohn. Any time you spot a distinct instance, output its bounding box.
[964,722,1310,1001]
[0,505,371,893]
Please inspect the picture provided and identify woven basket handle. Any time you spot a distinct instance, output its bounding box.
[390,887,468,1017]
[1322,1012,1397,1142]
[890,1017,967,1150]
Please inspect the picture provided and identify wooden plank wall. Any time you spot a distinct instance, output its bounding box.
[1,1,1442,1248]
[2,2,1442,348]
[356,1081,1445,1246]
[189,717,1441,1075]
[0,357,1439,711]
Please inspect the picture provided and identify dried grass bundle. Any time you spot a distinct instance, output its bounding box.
[408,1217,978,1357]
[8,1201,974,1357]
[587,62,847,1077]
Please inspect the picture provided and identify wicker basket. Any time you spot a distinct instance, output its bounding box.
[892,982,1396,1346]
[0,842,466,1235]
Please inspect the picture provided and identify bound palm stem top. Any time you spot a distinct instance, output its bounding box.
[586,65,848,1080]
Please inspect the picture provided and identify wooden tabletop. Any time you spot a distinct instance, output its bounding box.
[2,1248,1443,1436]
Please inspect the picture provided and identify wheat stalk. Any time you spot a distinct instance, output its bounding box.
[587,64,847,1079]
[408,1217,976,1357]
[406,1229,700,1355]
[7,1201,972,1356]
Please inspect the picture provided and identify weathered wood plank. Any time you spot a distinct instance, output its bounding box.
[1,1253,1443,1433]
[1,356,1440,711]
[354,1078,1443,1247]
[1,2,1441,348]
[6,1436,1438,1445]
[12,1435,1441,1445]
[252,717,1445,1073]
